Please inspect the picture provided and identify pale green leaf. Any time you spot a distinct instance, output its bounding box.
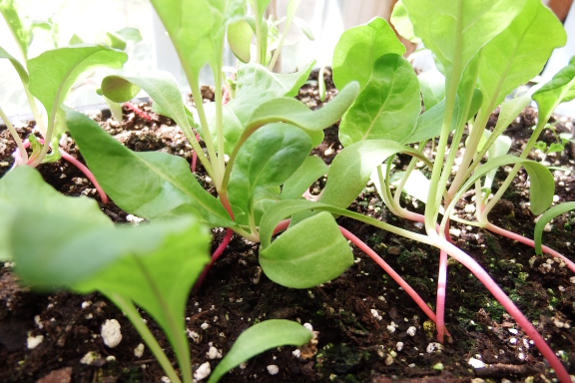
[0,45,28,84]
[390,1,420,43]
[281,156,327,200]
[534,202,575,255]
[228,19,253,63]
[0,0,32,59]
[532,56,575,120]
[418,68,444,110]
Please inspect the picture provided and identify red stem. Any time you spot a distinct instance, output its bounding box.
[124,102,152,122]
[485,221,575,274]
[191,133,201,173]
[194,228,234,289]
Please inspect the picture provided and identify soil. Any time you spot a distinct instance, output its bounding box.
[0,68,574,383]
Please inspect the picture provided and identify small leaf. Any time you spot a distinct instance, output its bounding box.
[260,212,353,288]
[320,140,410,209]
[0,45,28,84]
[228,123,312,219]
[66,110,234,227]
[339,54,420,147]
[332,17,405,91]
[105,31,127,50]
[534,202,575,255]
[281,156,328,200]
[371,168,431,204]
[115,27,143,43]
[100,75,141,102]
[68,34,84,45]
[208,320,312,383]
[390,1,420,44]
[533,56,575,120]
[227,19,253,63]
[0,0,32,59]
[418,69,445,110]
[292,17,314,41]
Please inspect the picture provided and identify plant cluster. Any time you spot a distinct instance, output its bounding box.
[1,0,575,382]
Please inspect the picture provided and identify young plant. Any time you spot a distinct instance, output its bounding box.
[0,166,314,383]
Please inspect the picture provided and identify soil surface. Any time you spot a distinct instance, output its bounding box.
[1,68,574,383]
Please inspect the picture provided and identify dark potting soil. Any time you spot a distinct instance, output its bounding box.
[0,68,574,383]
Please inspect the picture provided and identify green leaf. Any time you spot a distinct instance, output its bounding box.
[390,1,420,44]
[66,110,234,227]
[68,34,84,45]
[401,0,527,82]
[418,69,444,110]
[254,0,272,22]
[103,96,124,123]
[478,0,566,111]
[339,54,420,147]
[320,140,411,209]
[228,123,312,218]
[372,168,431,204]
[260,211,353,288]
[208,320,312,383]
[455,155,554,215]
[534,202,575,255]
[281,156,327,200]
[115,27,143,43]
[533,56,575,120]
[292,17,314,41]
[105,32,127,51]
[0,0,32,59]
[100,75,141,102]
[332,17,405,91]
[227,19,253,63]
[0,45,28,84]
[28,45,127,134]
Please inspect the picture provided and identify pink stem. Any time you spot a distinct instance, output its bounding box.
[485,221,575,274]
[436,238,571,383]
[19,139,108,203]
[194,227,234,289]
[191,133,201,173]
[436,249,448,342]
[124,101,152,122]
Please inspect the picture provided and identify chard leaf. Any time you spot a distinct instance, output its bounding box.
[28,45,127,134]
[0,0,32,59]
[227,19,253,63]
[418,68,445,110]
[66,110,234,227]
[105,31,127,50]
[339,54,420,147]
[320,140,411,209]
[455,155,554,215]
[401,0,527,82]
[478,0,566,111]
[0,45,28,84]
[532,56,575,120]
[372,168,431,204]
[292,17,314,41]
[534,202,575,255]
[254,0,272,22]
[332,17,405,91]
[281,156,328,200]
[260,211,353,288]
[208,320,312,383]
[115,27,143,43]
[228,123,312,219]
[390,1,420,44]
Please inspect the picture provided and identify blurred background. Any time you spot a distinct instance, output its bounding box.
[1,0,574,119]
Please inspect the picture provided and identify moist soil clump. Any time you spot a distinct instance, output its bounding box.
[0,69,574,383]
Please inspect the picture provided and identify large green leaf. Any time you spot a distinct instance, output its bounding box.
[28,45,127,133]
[534,202,575,255]
[532,56,575,120]
[478,0,566,111]
[208,320,312,383]
[260,211,353,288]
[281,156,328,200]
[332,17,405,91]
[66,110,234,227]
[401,0,527,82]
[228,123,312,218]
[320,140,411,209]
[0,45,28,84]
[338,54,420,147]
[0,0,32,59]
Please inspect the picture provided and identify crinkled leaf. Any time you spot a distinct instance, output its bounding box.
[339,54,420,147]
[0,0,32,59]
[478,0,566,111]
[228,123,312,218]
[66,110,234,227]
[332,17,405,91]
[533,56,575,120]
[281,156,327,200]
[534,202,575,255]
[28,45,127,135]
[401,0,527,81]
[260,212,353,288]
[390,1,420,44]
[0,45,28,84]
[418,69,444,110]
[320,140,411,209]
[455,155,554,215]
[227,19,253,63]
[208,320,312,383]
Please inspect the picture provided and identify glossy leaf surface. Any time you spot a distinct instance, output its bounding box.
[260,212,353,288]
[332,17,405,91]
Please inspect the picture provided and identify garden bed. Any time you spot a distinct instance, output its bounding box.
[0,69,574,383]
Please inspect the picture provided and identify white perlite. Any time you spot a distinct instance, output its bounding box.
[267,365,279,375]
[80,351,100,365]
[426,342,443,353]
[468,357,486,369]
[370,309,382,321]
[201,322,210,330]
[303,323,313,332]
[27,335,44,349]
[101,319,122,348]
[134,343,145,358]
[207,346,222,359]
[406,326,417,336]
[160,377,171,383]
[194,362,211,381]
[396,342,404,352]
